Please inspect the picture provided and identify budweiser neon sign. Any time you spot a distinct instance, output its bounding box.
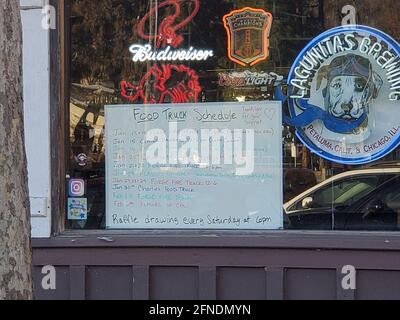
[130,44,213,62]
[130,0,213,62]
[121,0,206,104]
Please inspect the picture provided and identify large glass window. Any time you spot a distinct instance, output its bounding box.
[66,0,400,231]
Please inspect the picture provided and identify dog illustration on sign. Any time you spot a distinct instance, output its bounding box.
[313,54,383,141]
[284,53,384,142]
[318,54,383,124]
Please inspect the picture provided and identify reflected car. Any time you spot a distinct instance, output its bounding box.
[284,168,400,230]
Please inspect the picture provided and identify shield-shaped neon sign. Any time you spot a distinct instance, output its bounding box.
[223,7,273,67]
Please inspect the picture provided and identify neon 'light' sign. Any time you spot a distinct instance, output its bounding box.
[218,71,283,87]
[120,64,202,104]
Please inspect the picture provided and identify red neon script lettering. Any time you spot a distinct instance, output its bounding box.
[137,0,200,49]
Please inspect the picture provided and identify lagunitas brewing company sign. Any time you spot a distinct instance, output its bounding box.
[278,25,400,164]
[223,7,273,67]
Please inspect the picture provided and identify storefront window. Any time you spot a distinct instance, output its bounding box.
[67,0,400,231]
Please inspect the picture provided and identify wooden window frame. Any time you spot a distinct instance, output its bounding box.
[49,0,67,235]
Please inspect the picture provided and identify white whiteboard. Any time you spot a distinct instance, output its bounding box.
[105,101,282,229]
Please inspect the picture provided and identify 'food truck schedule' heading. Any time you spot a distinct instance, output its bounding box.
[105,102,282,230]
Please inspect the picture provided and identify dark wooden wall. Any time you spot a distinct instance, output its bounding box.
[32,231,400,300]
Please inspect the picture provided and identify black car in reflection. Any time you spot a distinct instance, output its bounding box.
[284,169,400,231]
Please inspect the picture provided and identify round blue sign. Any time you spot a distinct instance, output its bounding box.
[286,25,400,165]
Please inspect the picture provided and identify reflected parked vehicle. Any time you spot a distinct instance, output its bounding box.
[284,167,400,230]
[283,168,317,203]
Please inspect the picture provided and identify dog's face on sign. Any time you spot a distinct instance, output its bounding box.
[324,73,383,121]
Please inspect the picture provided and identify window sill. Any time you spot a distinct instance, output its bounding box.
[32,229,400,251]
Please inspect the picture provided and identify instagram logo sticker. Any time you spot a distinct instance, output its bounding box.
[69,179,85,197]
